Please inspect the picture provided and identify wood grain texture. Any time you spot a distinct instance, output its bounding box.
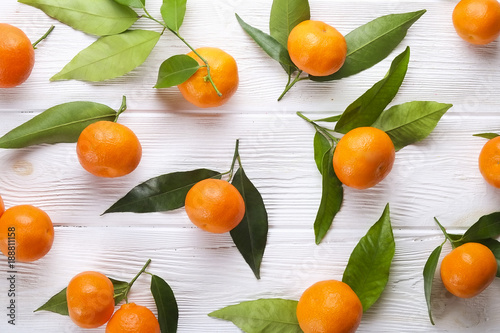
[1,0,500,332]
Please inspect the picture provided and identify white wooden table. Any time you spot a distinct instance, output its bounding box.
[1,0,500,332]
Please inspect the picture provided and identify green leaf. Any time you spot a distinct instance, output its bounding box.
[230,167,269,279]
[114,0,145,8]
[34,288,68,315]
[51,30,161,82]
[310,10,426,82]
[0,101,116,148]
[151,275,179,333]
[313,115,341,123]
[34,277,128,315]
[423,244,443,325]
[460,212,500,243]
[109,278,129,305]
[18,0,138,36]
[314,147,343,244]
[334,47,410,134]
[161,0,187,33]
[474,133,499,139]
[372,101,452,151]
[208,299,301,333]
[313,131,332,174]
[269,0,310,47]
[476,239,500,277]
[342,204,395,311]
[155,54,200,88]
[103,169,221,214]
[236,13,296,71]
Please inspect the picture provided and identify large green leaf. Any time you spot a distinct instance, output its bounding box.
[34,278,128,315]
[310,10,426,82]
[423,244,443,325]
[231,167,268,279]
[460,212,500,243]
[161,0,187,33]
[313,130,332,174]
[372,101,452,151]
[0,101,116,148]
[236,14,296,71]
[269,0,310,47]
[114,0,144,8]
[342,204,395,311]
[18,0,138,36]
[151,275,179,333]
[155,54,200,88]
[334,47,410,134]
[103,169,221,214]
[314,147,343,244]
[51,30,161,82]
[208,299,301,333]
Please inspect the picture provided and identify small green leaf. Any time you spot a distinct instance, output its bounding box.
[151,275,179,333]
[155,54,200,88]
[423,244,443,325]
[334,47,410,134]
[34,277,128,315]
[34,288,68,315]
[314,147,343,244]
[236,13,296,71]
[51,30,161,82]
[461,212,500,243]
[18,0,138,36]
[474,133,499,139]
[314,115,342,123]
[161,0,187,32]
[372,101,452,151]
[342,204,395,312]
[103,169,221,214]
[208,299,301,333]
[313,131,332,174]
[0,101,116,148]
[231,167,268,279]
[310,10,426,82]
[114,0,145,8]
[269,0,310,47]
[110,278,129,305]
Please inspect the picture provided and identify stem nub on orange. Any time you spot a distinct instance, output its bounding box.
[0,205,54,262]
[287,20,347,76]
[185,179,245,233]
[333,127,395,189]
[178,47,239,108]
[479,136,500,188]
[67,271,115,328]
[440,242,497,298]
[452,0,500,45]
[0,23,35,88]
[296,280,363,333]
[77,121,142,178]
[106,303,160,333]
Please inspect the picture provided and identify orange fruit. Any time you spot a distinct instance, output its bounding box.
[177,47,239,108]
[0,23,35,88]
[185,179,245,233]
[296,280,363,333]
[67,271,115,328]
[76,121,142,178]
[0,205,54,262]
[440,242,497,298]
[333,127,395,189]
[452,0,500,45]
[0,195,4,217]
[106,303,160,333]
[287,20,347,76]
[479,136,500,187]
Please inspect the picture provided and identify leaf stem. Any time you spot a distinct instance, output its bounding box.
[434,218,454,244]
[115,96,127,122]
[228,139,241,180]
[142,7,166,28]
[277,71,305,101]
[32,25,55,49]
[297,112,339,143]
[123,259,152,303]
